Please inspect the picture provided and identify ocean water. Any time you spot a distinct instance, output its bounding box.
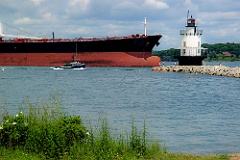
[0,62,240,154]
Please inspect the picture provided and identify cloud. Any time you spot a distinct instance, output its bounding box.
[112,2,139,10]
[14,17,32,25]
[110,2,140,19]
[204,27,239,44]
[143,0,169,9]
[66,0,90,15]
[1,0,240,49]
[208,28,238,37]
[30,0,45,6]
[42,13,56,22]
[184,0,192,6]
[66,27,89,35]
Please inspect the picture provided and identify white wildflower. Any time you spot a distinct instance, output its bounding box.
[6,120,9,123]
[86,131,90,136]
[12,122,17,125]
[16,114,18,117]
[0,126,3,130]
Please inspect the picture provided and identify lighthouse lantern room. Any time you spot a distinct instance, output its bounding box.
[175,13,207,65]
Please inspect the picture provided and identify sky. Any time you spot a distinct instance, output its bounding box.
[0,0,240,50]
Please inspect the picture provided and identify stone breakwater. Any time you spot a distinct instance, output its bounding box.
[152,65,240,78]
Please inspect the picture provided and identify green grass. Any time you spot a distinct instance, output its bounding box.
[0,98,229,160]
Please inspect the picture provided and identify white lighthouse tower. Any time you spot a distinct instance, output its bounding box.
[175,14,207,65]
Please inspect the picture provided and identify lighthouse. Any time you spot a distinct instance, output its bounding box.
[175,14,207,65]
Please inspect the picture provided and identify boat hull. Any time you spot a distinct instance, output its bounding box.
[0,52,160,67]
[0,35,161,67]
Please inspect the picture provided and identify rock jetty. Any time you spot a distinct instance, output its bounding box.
[152,65,240,78]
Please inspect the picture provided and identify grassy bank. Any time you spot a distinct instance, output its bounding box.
[0,99,229,159]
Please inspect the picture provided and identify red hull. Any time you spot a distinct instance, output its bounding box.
[0,52,160,67]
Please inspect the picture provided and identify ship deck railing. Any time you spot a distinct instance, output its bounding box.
[1,34,148,43]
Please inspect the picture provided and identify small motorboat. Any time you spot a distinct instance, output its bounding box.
[51,62,86,70]
[61,62,86,69]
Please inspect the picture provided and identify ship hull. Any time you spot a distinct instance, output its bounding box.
[0,52,160,67]
[0,35,161,67]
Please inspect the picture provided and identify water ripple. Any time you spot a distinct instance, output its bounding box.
[0,64,239,154]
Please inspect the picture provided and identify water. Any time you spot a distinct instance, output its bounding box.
[0,62,240,154]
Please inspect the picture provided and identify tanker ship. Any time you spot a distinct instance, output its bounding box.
[0,19,161,67]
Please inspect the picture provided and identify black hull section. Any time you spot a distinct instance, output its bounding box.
[0,35,161,53]
[174,56,207,66]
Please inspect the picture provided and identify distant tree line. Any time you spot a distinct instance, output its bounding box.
[202,43,240,61]
[153,48,179,61]
[153,42,240,61]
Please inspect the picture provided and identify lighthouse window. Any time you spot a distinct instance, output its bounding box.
[183,41,186,47]
[183,49,186,54]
